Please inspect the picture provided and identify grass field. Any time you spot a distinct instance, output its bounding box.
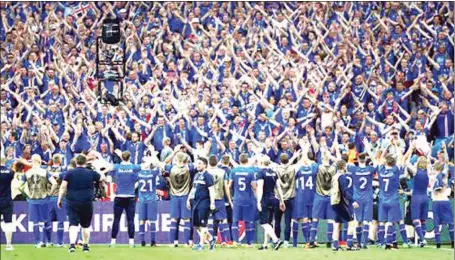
[0,244,453,260]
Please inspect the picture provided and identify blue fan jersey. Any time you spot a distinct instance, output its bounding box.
[348,165,376,202]
[295,163,318,205]
[111,164,141,197]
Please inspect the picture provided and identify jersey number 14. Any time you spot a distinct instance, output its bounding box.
[296,176,313,190]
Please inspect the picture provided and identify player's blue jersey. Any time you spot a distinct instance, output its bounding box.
[339,173,354,205]
[138,168,161,202]
[295,163,318,205]
[112,164,141,197]
[348,164,375,202]
[230,166,257,205]
[412,169,429,196]
[378,165,402,204]
[256,168,278,201]
[433,172,448,191]
[344,168,354,195]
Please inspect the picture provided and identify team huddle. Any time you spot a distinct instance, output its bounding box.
[0,136,453,252]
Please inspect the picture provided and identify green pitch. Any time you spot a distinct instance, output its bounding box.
[0,245,453,260]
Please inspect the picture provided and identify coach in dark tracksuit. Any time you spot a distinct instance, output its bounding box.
[256,156,285,251]
[58,155,104,253]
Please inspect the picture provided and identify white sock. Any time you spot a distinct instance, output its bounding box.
[69,226,79,245]
[39,222,44,233]
[111,238,116,244]
[174,240,178,245]
[263,225,279,243]
[5,222,12,246]
[82,228,90,245]
[129,238,134,245]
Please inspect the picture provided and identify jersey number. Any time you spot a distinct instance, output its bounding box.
[238,177,246,191]
[359,177,368,190]
[346,176,352,189]
[297,176,313,190]
[383,178,390,192]
[139,179,154,192]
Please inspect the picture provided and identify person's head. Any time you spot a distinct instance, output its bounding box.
[175,152,188,165]
[75,154,87,167]
[157,116,165,126]
[260,155,271,167]
[280,153,289,164]
[163,137,171,147]
[369,131,378,142]
[239,153,249,165]
[440,101,449,113]
[336,159,347,171]
[31,154,41,166]
[131,132,140,143]
[52,154,62,165]
[358,153,367,165]
[342,132,350,143]
[433,162,444,173]
[122,151,131,162]
[196,157,208,171]
[221,155,230,166]
[385,154,396,167]
[324,126,333,135]
[417,156,428,170]
[208,155,218,167]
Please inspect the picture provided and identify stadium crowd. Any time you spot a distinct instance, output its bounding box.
[0,1,454,252]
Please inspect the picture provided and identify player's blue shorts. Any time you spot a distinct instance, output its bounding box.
[47,197,66,222]
[259,197,278,225]
[170,194,191,219]
[433,201,454,225]
[192,199,210,227]
[354,200,373,222]
[410,195,429,220]
[332,203,354,223]
[233,203,257,222]
[312,194,334,220]
[66,200,93,228]
[0,200,13,223]
[28,199,49,222]
[292,201,313,219]
[211,200,227,221]
[378,201,402,223]
[138,201,158,221]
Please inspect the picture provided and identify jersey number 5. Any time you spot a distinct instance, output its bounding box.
[238,177,246,191]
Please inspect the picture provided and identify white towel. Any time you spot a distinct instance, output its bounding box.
[331,172,342,206]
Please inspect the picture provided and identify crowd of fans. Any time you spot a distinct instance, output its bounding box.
[1,2,454,197]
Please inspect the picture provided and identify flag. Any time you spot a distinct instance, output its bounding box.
[73,3,91,17]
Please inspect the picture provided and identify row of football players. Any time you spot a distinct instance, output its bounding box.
[1,139,453,251]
